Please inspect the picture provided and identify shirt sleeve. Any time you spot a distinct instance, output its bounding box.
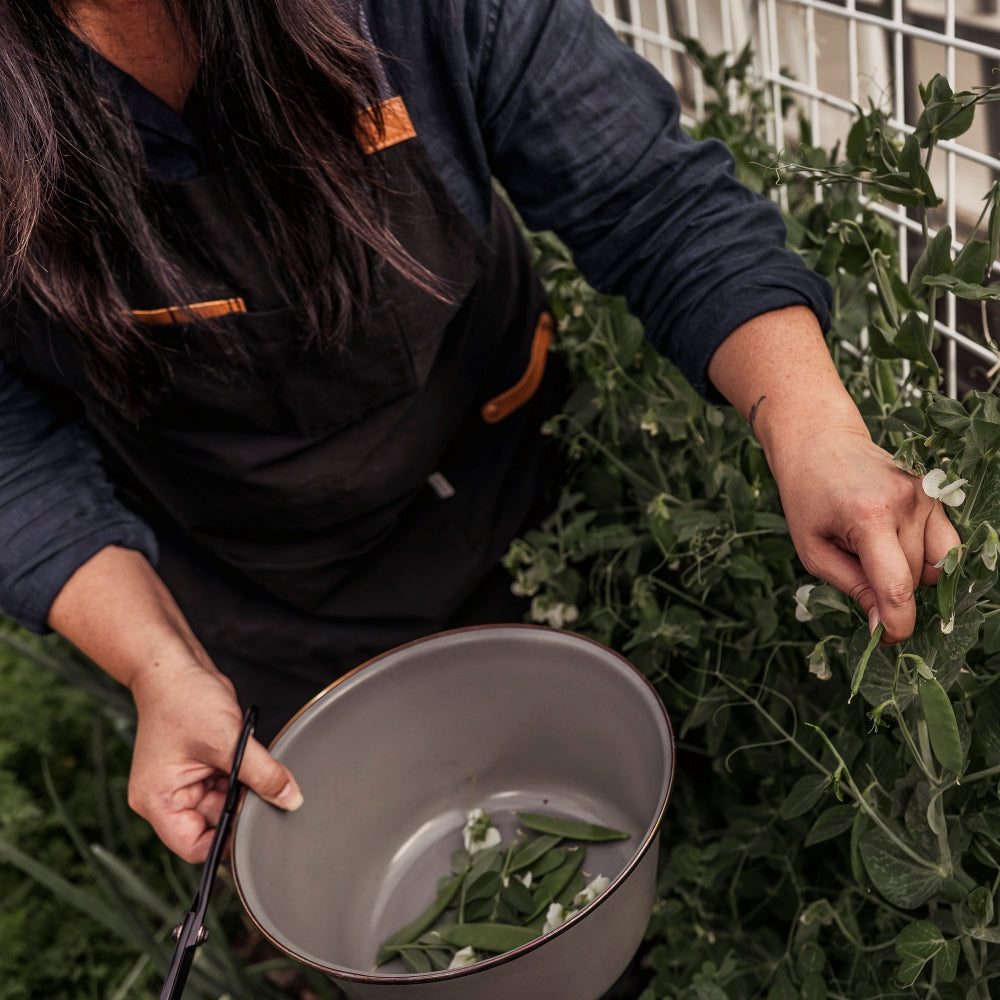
[0,358,158,632]
[385,0,833,399]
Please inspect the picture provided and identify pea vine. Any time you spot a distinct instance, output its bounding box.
[505,44,1000,1000]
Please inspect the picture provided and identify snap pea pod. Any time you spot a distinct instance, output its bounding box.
[508,833,563,872]
[516,811,629,842]
[529,846,567,877]
[526,846,585,922]
[444,922,538,953]
[918,675,965,775]
[376,870,466,966]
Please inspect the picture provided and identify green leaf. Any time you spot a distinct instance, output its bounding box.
[922,274,1000,300]
[968,885,995,923]
[726,553,771,583]
[918,676,965,775]
[859,828,949,909]
[443,922,538,953]
[515,812,629,842]
[892,311,939,375]
[915,75,977,145]
[908,225,953,297]
[952,238,991,284]
[0,836,159,956]
[926,394,971,434]
[896,134,940,206]
[895,920,952,986]
[935,936,960,982]
[805,805,858,847]
[779,774,829,820]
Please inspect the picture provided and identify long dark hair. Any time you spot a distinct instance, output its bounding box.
[0,0,438,417]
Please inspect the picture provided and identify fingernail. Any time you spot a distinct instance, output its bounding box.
[869,607,881,635]
[275,782,304,812]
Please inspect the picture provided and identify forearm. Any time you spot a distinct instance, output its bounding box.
[706,304,867,464]
[46,544,217,694]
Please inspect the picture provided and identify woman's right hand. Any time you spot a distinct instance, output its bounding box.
[47,545,302,863]
[128,654,302,863]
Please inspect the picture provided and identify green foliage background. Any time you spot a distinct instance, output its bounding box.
[4,41,1000,1000]
[504,44,1000,1000]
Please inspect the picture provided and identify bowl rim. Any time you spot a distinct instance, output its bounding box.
[231,622,675,986]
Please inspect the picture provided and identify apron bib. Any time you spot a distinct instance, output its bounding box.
[1,97,563,739]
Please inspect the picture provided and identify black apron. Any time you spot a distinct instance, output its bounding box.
[1,93,564,740]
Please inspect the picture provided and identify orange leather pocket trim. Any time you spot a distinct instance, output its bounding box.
[481,311,554,424]
[132,297,248,325]
[355,96,417,154]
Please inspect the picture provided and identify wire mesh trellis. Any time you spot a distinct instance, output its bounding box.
[595,0,1000,396]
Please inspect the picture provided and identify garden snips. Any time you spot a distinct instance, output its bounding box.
[159,705,258,1000]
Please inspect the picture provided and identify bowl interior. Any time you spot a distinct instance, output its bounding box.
[232,625,674,977]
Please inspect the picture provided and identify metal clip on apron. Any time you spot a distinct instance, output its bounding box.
[159,707,256,1000]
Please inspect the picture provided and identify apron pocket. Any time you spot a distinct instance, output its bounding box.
[149,300,420,436]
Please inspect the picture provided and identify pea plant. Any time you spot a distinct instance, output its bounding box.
[505,51,1000,1000]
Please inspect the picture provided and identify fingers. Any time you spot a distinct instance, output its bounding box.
[798,495,961,645]
[921,500,962,586]
[127,696,302,863]
[237,738,304,812]
[806,534,916,642]
[851,520,921,644]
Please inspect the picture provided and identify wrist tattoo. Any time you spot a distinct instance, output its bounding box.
[748,395,767,430]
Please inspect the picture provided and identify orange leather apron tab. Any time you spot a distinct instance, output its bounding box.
[132,297,248,325]
[355,96,417,154]
[481,310,554,424]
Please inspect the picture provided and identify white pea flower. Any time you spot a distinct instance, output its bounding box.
[922,469,968,507]
[448,946,478,970]
[462,808,501,855]
[572,874,610,908]
[542,902,576,934]
[530,597,580,629]
[808,644,832,681]
[516,871,533,889]
[640,413,659,436]
[983,527,999,572]
[794,584,816,622]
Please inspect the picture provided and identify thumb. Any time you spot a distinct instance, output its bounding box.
[237,738,303,811]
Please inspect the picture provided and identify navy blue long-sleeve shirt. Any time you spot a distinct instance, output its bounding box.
[0,0,831,631]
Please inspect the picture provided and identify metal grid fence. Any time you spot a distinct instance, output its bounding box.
[594,0,1000,395]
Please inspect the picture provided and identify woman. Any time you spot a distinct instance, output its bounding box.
[0,0,958,863]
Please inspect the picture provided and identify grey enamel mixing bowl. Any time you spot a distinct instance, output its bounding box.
[232,624,674,1000]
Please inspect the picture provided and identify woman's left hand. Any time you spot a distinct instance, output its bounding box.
[769,421,960,643]
[708,305,961,643]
